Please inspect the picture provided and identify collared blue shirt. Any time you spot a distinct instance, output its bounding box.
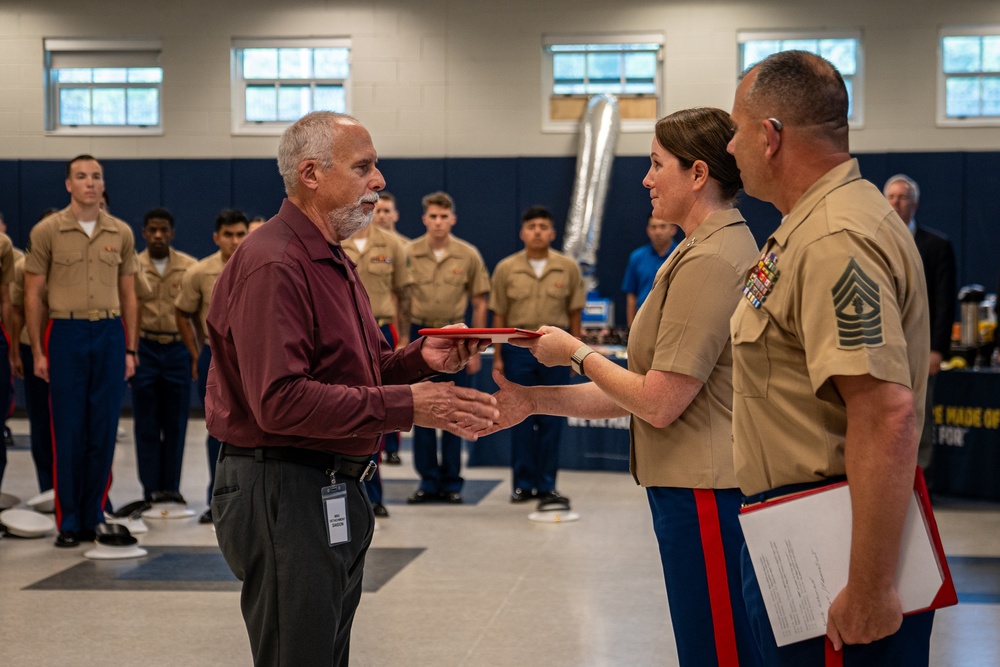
[621,241,677,308]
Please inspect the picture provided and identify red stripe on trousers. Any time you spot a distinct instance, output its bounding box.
[826,638,843,666]
[43,320,61,527]
[693,488,740,667]
[388,323,399,348]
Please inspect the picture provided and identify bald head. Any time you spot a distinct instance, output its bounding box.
[277,111,362,196]
[742,50,849,149]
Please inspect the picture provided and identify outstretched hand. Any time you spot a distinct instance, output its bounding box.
[411,380,499,441]
[509,325,580,368]
[476,369,534,437]
[420,324,491,374]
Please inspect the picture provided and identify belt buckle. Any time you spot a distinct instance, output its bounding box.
[88,309,101,321]
[360,461,377,482]
[157,334,172,344]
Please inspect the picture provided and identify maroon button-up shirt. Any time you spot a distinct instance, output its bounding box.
[205,199,434,456]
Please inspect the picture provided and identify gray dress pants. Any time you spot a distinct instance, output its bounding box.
[213,453,375,666]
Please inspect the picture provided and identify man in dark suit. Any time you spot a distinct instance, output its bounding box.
[884,174,957,476]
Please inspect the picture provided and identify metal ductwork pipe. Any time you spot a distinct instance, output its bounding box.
[562,94,621,294]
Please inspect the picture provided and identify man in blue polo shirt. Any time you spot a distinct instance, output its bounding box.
[621,216,678,327]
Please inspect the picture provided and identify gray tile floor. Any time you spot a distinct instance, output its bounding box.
[1,418,999,666]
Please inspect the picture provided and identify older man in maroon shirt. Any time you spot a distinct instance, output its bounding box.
[206,111,498,666]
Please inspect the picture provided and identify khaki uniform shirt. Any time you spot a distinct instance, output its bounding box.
[138,248,197,333]
[407,235,490,326]
[343,226,412,321]
[489,249,585,330]
[0,233,15,299]
[11,255,38,346]
[628,209,758,489]
[23,207,138,313]
[175,251,226,343]
[730,160,930,496]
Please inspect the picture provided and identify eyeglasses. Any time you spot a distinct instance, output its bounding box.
[767,117,783,131]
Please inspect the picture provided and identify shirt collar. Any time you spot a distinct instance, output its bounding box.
[277,199,341,265]
[770,158,861,249]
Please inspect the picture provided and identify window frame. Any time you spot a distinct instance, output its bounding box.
[541,33,664,134]
[231,37,352,136]
[43,38,164,136]
[736,29,864,129]
[937,26,1000,127]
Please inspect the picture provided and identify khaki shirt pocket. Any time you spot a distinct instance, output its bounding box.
[51,252,84,288]
[99,250,123,286]
[544,282,570,301]
[505,275,532,301]
[732,303,770,398]
[367,260,393,277]
[442,268,468,288]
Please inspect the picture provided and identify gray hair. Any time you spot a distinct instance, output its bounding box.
[277,111,359,196]
[883,173,920,204]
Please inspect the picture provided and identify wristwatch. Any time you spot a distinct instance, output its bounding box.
[570,344,596,376]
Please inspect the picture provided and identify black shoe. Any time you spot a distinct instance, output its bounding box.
[510,488,535,503]
[151,491,186,504]
[384,452,402,465]
[537,490,571,510]
[3,426,13,448]
[109,499,152,519]
[372,503,390,517]
[198,508,213,524]
[78,529,97,543]
[441,492,463,504]
[54,531,79,548]
[407,490,435,504]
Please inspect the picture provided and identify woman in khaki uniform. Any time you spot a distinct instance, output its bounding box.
[489,108,762,667]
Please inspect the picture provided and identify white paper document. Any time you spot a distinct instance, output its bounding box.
[739,484,947,647]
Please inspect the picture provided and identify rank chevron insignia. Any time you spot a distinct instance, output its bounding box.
[831,258,883,347]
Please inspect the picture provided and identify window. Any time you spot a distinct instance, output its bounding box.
[542,34,663,133]
[44,39,163,135]
[939,27,1000,125]
[737,31,863,126]
[232,38,351,135]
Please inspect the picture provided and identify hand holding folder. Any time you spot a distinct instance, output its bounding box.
[738,467,956,647]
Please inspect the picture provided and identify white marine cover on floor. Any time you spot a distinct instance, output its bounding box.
[142,501,197,520]
[527,509,580,523]
[26,489,56,513]
[1,508,56,538]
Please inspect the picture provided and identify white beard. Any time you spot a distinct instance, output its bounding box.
[328,197,376,240]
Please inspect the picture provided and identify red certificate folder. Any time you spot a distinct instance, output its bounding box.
[739,467,956,647]
[417,327,542,344]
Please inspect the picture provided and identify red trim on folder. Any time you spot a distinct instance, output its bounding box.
[825,637,843,666]
[740,467,958,618]
[911,466,958,612]
[418,327,541,340]
[694,489,740,667]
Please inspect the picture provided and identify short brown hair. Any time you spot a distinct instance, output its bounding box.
[66,154,101,179]
[421,191,455,213]
[654,107,742,202]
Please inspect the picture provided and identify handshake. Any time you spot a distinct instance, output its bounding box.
[411,325,580,439]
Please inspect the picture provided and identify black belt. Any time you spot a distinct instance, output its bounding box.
[220,443,377,481]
